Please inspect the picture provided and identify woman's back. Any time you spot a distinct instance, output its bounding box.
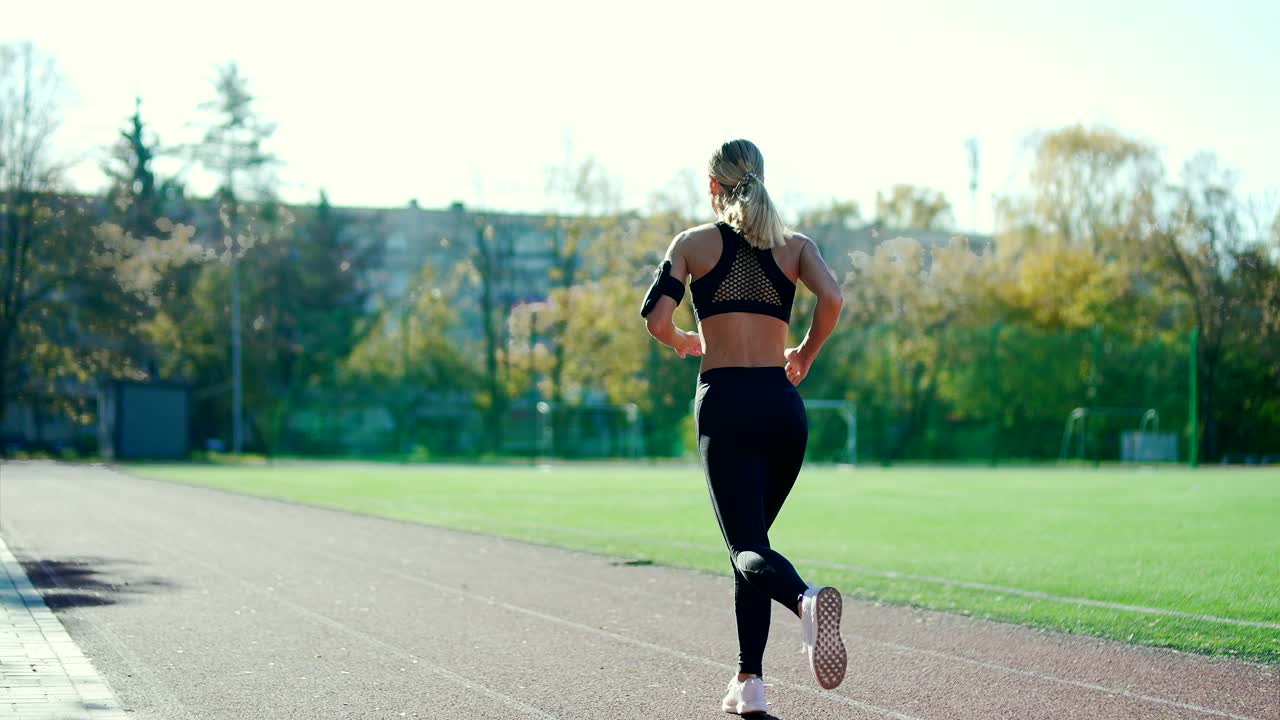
[641,137,843,387]
[677,222,831,371]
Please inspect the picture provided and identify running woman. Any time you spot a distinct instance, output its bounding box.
[640,139,847,715]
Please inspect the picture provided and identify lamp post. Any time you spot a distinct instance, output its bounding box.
[523,301,554,461]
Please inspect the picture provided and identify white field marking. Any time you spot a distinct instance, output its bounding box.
[91,478,920,720]
[377,568,1271,720]
[0,534,130,720]
[92,475,924,720]
[87,467,1269,720]
[377,567,928,720]
[422,544,1273,720]
[229,576,563,720]
[224,498,1274,720]
[369,503,1280,631]
[70,500,561,720]
[858,636,1265,720]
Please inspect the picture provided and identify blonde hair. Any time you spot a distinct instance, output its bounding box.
[708,139,788,250]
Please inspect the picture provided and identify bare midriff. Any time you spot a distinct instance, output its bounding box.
[696,313,789,371]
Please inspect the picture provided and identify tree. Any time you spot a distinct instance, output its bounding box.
[103,98,161,238]
[342,261,474,454]
[1150,153,1280,459]
[504,208,700,457]
[989,124,1155,429]
[0,42,67,432]
[796,199,862,231]
[841,236,991,460]
[98,98,203,374]
[0,45,165,443]
[466,218,511,452]
[648,169,704,224]
[875,185,953,230]
[256,191,377,451]
[190,62,280,453]
[0,45,198,447]
[1000,124,1162,257]
[539,157,622,452]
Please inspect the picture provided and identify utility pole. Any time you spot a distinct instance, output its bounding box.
[196,63,277,456]
[966,138,980,233]
[231,234,243,454]
[227,183,244,456]
[1189,327,1199,467]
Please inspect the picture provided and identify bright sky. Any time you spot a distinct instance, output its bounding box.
[7,0,1278,233]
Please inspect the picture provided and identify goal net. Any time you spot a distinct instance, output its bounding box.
[804,399,858,465]
[506,401,643,459]
[1058,406,1171,463]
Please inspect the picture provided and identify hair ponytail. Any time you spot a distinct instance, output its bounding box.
[709,139,788,250]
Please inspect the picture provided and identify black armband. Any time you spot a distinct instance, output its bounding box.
[640,260,686,318]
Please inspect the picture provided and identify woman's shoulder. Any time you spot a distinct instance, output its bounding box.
[784,230,814,247]
[672,222,723,251]
[675,223,728,275]
[682,222,722,240]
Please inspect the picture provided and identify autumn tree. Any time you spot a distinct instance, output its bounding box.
[536,157,623,452]
[875,185,953,230]
[343,260,474,454]
[1150,154,1280,458]
[840,236,991,460]
[0,45,183,444]
[466,217,511,452]
[1003,124,1162,258]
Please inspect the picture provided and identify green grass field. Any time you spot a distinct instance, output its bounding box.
[127,462,1280,663]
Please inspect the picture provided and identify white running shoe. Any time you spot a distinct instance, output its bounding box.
[799,585,847,689]
[721,676,768,715]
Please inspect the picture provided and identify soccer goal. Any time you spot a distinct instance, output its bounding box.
[804,399,858,465]
[526,401,643,459]
[1058,406,1163,464]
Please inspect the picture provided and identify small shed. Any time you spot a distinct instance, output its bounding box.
[98,380,191,460]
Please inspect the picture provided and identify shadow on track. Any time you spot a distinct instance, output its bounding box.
[12,556,176,609]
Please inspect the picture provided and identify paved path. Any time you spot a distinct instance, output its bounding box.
[0,534,126,719]
[0,461,1275,719]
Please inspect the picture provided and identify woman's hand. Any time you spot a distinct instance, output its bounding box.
[784,346,811,386]
[675,331,704,359]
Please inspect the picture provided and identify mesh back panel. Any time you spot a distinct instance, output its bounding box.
[713,241,782,305]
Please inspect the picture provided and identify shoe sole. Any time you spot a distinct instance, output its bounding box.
[811,586,847,690]
[722,700,768,715]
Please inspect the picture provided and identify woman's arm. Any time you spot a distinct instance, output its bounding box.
[642,232,703,359]
[785,236,843,385]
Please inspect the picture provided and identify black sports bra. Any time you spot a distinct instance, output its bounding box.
[690,223,796,323]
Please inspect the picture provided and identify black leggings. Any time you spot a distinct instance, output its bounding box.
[694,366,810,676]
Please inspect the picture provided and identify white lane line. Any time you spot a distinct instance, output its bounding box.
[858,636,1264,720]
[227,573,562,720]
[101,476,922,720]
[258,506,1271,720]
[476,550,1271,720]
[800,559,1280,632]
[0,534,129,720]
[122,503,907,719]
[461,540,1272,720]
[377,504,1280,631]
[102,466,1274,720]
[378,566,927,720]
[87,527,561,720]
[5,464,553,719]
[102,466,1280,717]
[449,547,1273,720]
